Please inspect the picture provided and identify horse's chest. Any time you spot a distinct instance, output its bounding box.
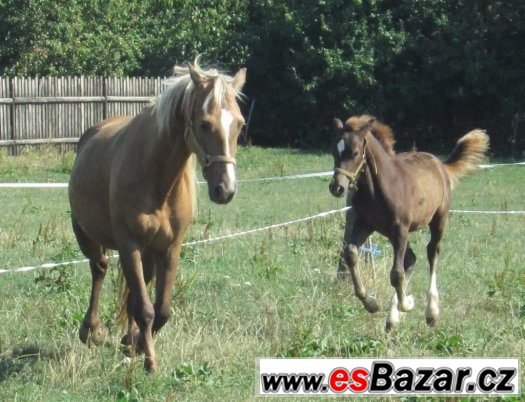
[135,211,187,250]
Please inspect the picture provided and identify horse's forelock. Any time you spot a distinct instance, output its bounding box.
[154,61,242,136]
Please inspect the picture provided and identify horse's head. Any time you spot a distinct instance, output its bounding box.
[329,117,374,198]
[186,63,246,204]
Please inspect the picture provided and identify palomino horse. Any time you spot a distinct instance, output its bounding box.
[329,115,489,331]
[68,61,246,371]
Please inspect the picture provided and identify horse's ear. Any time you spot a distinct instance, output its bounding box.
[231,68,247,92]
[188,62,204,85]
[333,118,344,132]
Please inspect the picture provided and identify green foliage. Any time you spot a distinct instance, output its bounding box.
[0,0,524,151]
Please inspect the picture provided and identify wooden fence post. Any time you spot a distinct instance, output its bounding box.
[8,77,16,155]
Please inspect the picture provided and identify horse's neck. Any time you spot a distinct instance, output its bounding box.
[145,114,191,199]
[359,133,396,198]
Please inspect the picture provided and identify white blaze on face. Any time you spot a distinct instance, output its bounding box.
[220,108,236,189]
[337,139,345,156]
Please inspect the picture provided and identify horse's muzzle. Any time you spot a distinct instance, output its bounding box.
[211,183,236,204]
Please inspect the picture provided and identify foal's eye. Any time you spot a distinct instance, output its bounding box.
[353,151,359,157]
[200,121,212,131]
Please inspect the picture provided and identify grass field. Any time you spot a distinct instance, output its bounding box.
[0,146,524,401]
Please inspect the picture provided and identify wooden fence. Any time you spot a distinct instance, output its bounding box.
[0,76,166,154]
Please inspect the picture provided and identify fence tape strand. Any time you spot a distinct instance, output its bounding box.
[1,206,524,275]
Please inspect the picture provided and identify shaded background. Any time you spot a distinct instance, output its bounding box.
[1,0,524,154]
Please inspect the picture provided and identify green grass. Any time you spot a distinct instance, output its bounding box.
[0,146,524,401]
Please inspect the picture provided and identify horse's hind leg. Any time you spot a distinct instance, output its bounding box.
[386,245,416,331]
[72,220,109,346]
[426,212,446,326]
[343,220,378,313]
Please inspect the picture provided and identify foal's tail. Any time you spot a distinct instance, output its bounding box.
[444,129,489,188]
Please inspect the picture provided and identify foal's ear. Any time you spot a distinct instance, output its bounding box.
[231,68,247,92]
[360,118,375,136]
[333,118,344,132]
[188,62,204,85]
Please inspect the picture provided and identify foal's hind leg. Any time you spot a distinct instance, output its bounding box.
[343,221,378,313]
[426,213,446,326]
[72,221,109,346]
[390,226,414,313]
[386,245,416,331]
[337,206,355,280]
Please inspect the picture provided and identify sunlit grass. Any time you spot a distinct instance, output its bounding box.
[0,146,524,400]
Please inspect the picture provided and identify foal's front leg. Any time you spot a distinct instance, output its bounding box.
[343,222,378,313]
[390,227,414,313]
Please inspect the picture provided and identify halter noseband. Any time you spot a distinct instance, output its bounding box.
[334,138,377,190]
[185,120,236,169]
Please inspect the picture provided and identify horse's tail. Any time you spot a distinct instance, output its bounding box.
[444,129,489,188]
[116,266,129,330]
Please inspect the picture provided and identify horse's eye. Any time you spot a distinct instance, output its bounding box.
[353,151,359,157]
[200,121,212,131]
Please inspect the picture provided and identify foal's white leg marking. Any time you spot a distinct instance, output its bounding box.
[220,108,236,190]
[386,293,402,330]
[337,139,345,156]
[426,270,440,322]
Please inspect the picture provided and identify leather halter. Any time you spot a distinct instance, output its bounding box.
[334,138,377,190]
[184,120,236,169]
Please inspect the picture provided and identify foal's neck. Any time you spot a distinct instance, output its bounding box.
[359,133,396,196]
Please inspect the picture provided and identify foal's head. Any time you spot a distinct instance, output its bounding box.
[329,117,374,198]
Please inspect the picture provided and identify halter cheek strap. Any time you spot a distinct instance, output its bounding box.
[185,121,236,169]
[334,139,377,190]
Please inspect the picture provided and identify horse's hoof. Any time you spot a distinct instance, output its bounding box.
[363,295,380,313]
[144,357,159,373]
[79,323,107,347]
[426,314,440,327]
[399,295,414,312]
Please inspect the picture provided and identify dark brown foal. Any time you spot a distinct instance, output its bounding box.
[329,115,489,331]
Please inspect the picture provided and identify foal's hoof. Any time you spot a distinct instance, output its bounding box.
[426,314,440,327]
[79,323,108,347]
[398,295,414,312]
[144,357,159,373]
[121,331,144,356]
[363,295,380,313]
[385,320,398,333]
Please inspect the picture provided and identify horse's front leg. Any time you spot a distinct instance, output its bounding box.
[337,198,355,280]
[119,243,158,372]
[390,227,414,313]
[152,243,182,334]
[343,221,378,313]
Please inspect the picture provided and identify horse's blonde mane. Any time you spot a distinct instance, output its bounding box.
[153,57,243,136]
[345,114,396,156]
